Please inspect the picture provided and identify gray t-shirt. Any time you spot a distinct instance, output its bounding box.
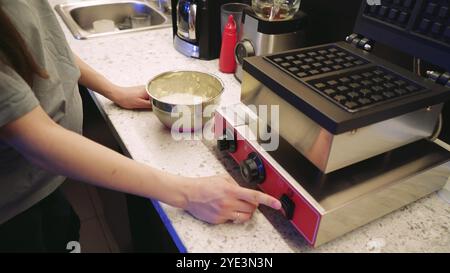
[0,0,82,224]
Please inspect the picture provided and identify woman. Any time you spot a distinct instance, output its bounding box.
[0,0,281,252]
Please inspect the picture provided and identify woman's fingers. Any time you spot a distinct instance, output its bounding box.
[220,174,281,210]
[231,199,257,213]
[139,87,150,99]
[230,211,252,224]
[233,187,282,210]
[137,98,152,109]
[185,175,281,225]
[115,85,152,110]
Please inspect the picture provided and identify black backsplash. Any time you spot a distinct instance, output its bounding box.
[300,0,412,70]
[300,0,362,45]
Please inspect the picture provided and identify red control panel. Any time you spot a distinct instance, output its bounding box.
[215,112,322,245]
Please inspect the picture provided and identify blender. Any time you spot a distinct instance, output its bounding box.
[234,0,307,82]
[252,0,301,20]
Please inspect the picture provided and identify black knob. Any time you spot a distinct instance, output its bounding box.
[235,39,255,65]
[280,194,295,220]
[240,152,265,184]
[217,128,237,153]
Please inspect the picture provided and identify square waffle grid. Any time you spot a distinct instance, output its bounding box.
[264,45,426,113]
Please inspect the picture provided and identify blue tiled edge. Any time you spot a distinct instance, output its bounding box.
[150,199,188,253]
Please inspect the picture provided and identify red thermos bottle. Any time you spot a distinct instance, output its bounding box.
[219,15,237,73]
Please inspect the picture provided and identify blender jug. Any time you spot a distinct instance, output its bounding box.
[252,0,301,20]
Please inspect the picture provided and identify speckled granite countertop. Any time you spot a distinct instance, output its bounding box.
[48,0,450,252]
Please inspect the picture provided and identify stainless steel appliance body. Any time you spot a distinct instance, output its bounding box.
[241,71,443,173]
[234,7,307,81]
[215,0,450,247]
[240,41,450,173]
[175,0,196,42]
[215,104,450,247]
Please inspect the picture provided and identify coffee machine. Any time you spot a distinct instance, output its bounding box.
[171,0,249,60]
[234,7,307,82]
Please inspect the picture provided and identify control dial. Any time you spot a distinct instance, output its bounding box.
[240,152,265,184]
[280,194,295,220]
[235,39,255,65]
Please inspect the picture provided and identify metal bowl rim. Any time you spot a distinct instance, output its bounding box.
[145,70,225,107]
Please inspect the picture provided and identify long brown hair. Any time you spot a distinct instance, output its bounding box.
[0,5,48,86]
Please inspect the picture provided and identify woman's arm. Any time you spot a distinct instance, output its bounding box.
[0,106,281,224]
[74,54,151,110]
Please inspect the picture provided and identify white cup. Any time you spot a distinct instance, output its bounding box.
[93,19,115,33]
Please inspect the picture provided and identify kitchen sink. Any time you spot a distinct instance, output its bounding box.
[55,0,172,39]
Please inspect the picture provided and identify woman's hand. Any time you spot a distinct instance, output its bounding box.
[113,85,152,110]
[183,175,282,224]
[1,105,279,227]
[73,54,152,110]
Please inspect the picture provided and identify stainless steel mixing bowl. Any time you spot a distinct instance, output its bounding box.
[146,71,224,131]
